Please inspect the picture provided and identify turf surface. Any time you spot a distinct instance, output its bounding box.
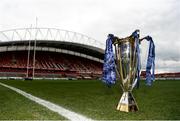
[0,79,180,120]
[0,83,65,120]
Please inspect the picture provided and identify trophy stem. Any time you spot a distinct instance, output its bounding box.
[116,91,138,112]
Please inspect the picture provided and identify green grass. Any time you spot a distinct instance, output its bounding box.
[0,84,65,120]
[0,79,180,120]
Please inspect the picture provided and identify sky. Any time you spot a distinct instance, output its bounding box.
[0,0,180,73]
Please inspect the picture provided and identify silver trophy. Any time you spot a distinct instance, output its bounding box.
[112,30,141,112]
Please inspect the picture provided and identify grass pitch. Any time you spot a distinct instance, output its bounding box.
[0,79,180,120]
[0,83,65,120]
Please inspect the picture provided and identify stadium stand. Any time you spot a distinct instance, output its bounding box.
[0,51,102,79]
[140,70,180,80]
[0,28,105,79]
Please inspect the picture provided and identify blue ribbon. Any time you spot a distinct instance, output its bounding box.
[130,31,155,87]
[144,36,155,86]
[102,34,116,86]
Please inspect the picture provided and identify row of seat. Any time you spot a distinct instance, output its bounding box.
[0,51,102,74]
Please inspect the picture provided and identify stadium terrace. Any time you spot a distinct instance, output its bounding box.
[0,28,105,80]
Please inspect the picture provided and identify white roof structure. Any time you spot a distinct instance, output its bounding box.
[0,28,105,50]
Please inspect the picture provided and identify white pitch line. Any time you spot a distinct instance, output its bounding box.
[0,82,93,121]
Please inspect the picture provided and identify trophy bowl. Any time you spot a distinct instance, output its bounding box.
[113,34,139,112]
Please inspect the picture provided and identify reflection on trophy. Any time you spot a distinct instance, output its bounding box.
[103,30,155,112]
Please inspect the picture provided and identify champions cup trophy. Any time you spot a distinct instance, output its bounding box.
[102,30,155,112]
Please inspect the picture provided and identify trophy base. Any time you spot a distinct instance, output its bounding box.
[116,92,138,112]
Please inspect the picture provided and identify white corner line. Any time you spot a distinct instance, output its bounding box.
[0,82,93,121]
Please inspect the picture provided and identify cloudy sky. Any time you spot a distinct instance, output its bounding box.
[0,0,180,73]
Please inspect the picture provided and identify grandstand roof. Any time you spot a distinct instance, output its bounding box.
[0,28,105,61]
